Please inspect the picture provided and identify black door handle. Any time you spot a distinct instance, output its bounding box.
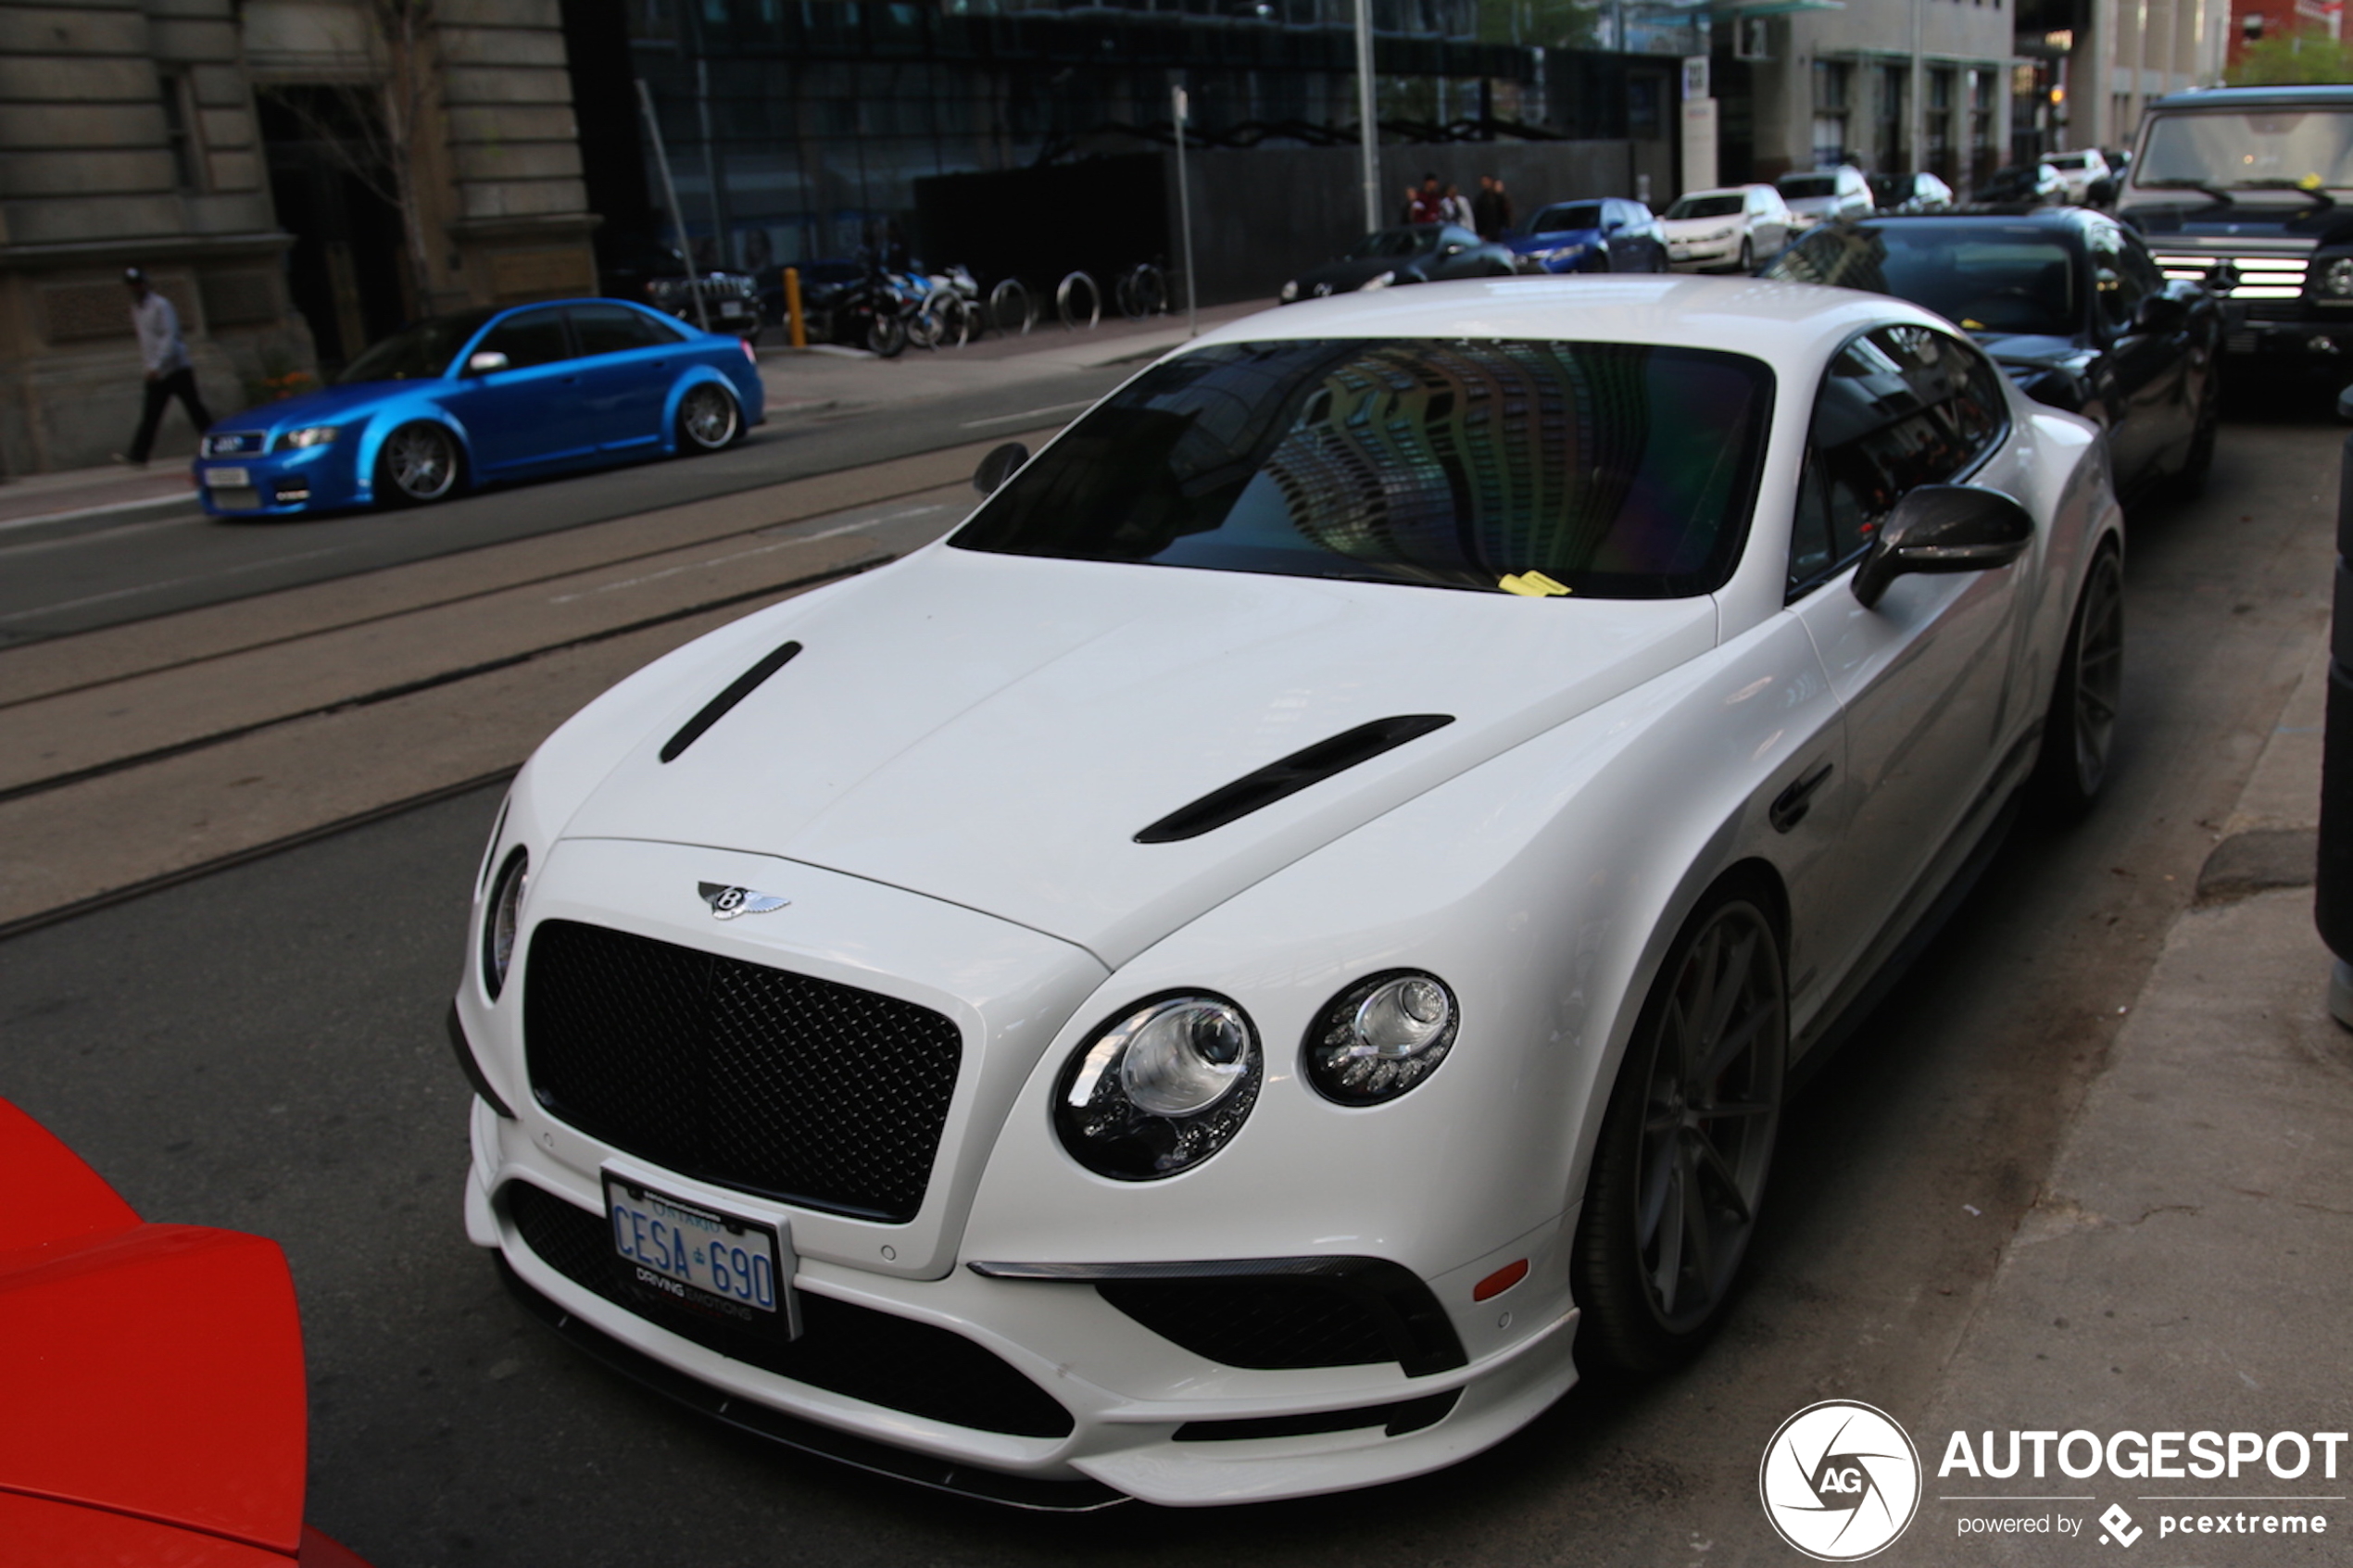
[1769,760,1835,834]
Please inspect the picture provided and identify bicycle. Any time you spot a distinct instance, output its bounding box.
[1115,261,1170,320]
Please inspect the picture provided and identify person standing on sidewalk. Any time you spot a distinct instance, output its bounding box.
[122,267,212,466]
[1473,174,1514,240]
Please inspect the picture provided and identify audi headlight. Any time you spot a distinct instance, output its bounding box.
[1054,995,1261,1179]
[1360,270,1398,290]
[1279,279,1301,302]
[482,847,528,1001]
[2325,257,2353,296]
[1545,244,1587,265]
[276,426,338,451]
[1303,972,1459,1105]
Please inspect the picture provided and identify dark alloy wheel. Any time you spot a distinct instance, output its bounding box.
[1573,884,1786,1375]
[375,422,462,506]
[2034,542,2124,817]
[676,383,741,453]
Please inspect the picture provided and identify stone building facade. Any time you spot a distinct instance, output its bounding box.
[0,0,600,476]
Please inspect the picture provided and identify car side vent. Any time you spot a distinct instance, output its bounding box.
[1133,714,1455,845]
[659,640,802,763]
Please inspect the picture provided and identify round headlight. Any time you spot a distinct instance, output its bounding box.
[2326,257,2353,296]
[1303,971,1459,1105]
[482,847,528,1001]
[1055,994,1261,1180]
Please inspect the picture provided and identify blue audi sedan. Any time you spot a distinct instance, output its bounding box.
[1504,197,1670,274]
[194,298,765,517]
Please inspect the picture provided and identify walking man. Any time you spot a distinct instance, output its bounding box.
[123,267,212,465]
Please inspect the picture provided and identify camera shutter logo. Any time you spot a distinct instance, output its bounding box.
[1758,1400,1922,1561]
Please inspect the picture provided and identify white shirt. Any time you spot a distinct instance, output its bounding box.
[132,290,191,376]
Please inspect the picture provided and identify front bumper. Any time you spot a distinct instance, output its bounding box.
[1668,236,1742,271]
[195,445,353,516]
[2217,306,2353,359]
[468,1110,1579,1507]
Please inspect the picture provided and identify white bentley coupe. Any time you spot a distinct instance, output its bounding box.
[449,276,2123,1509]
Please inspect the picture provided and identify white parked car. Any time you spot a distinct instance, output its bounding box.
[449,277,2125,1510]
[1660,183,1793,271]
[1776,164,1875,230]
[2044,147,2113,205]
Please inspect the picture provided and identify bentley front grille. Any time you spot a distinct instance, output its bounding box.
[524,920,962,1223]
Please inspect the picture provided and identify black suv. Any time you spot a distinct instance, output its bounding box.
[2120,84,2353,369]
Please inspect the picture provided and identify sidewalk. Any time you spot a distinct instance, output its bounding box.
[1915,633,2353,1560]
[0,461,199,533]
[755,296,1272,417]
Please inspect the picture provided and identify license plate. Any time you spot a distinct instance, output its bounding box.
[208,466,248,488]
[604,1173,797,1333]
[1669,247,1691,259]
[719,301,748,317]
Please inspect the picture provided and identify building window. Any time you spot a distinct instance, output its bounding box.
[1927,66,1955,181]
[1813,59,1851,167]
[1968,67,1996,186]
[1876,63,1907,172]
[159,71,202,191]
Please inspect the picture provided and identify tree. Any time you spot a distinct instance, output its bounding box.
[258,0,440,316]
[2229,27,2353,86]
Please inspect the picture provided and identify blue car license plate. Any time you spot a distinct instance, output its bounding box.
[604,1173,796,1332]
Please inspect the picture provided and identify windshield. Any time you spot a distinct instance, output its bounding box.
[1779,175,1838,200]
[1768,225,2079,336]
[1667,194,1744,220]
[335,309,497,383]
[951,338,1774,599]
[2139,108,2353,190]
[1346,227,1432,259]
[1529,203,1604,232]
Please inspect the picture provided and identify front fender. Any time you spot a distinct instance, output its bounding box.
[659,366,742,455]
[349,398,472,505]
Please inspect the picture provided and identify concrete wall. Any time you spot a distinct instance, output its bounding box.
[0,0,308,474]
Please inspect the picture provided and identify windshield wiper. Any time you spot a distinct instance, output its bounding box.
[2140,176,2235,207]
[2230,177,2338,213]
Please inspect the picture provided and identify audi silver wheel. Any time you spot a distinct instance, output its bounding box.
[677,383,740,453]
[1575,886,1785,1373]
[376,422,460,506]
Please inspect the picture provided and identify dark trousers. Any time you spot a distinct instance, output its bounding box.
[128,366,214,463]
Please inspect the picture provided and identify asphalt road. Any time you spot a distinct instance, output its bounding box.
[0,406,2337,1566]
[0,366,1134,646]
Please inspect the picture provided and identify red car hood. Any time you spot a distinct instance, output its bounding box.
[0,1098,308,1558]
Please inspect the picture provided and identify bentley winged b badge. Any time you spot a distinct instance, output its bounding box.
[698,882,790,920]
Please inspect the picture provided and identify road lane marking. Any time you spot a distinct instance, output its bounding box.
[959,400,1093,429]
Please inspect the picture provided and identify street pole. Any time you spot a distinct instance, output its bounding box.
[635,80,711,332]
[1173,84,1198,339]
[1353,0,1379,233]
[695,56,730,269]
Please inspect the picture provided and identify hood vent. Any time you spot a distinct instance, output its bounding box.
[660,640,802,763]
[1134,714,1454,845]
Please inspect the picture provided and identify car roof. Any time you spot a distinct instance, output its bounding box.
[1680,184,1769,199]
[1836,211,2095,243]
[1184,275,1954,360]
[2147,83,2353,109]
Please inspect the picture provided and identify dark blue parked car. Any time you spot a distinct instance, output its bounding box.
[1504,197,1670,274]
[194,298,765,517]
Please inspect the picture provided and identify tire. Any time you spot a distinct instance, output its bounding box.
[674,383,741,453]
[1572,881,1787,1377]
[989,278,1034,335]
[374,421,462,507]
[865,312,907,358]
[1738,238,1755,274]
[2033,541,2124,818]
[920,293,972,349]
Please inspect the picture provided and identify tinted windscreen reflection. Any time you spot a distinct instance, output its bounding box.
[951,338,1774,599]
[1767,225,2079,336]
[336,309,497,383]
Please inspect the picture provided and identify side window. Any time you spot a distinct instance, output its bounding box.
[1791,324,2009,597]
[571,303,685,356]
[476,308,572,370]
[2119,232,2169,310]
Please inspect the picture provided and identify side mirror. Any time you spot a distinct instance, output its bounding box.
[2133,293,2189,332]
[1441,243,1466,257]
[466,350,510,376]
[973,440,1029,495]
[1851,484,2035,610]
